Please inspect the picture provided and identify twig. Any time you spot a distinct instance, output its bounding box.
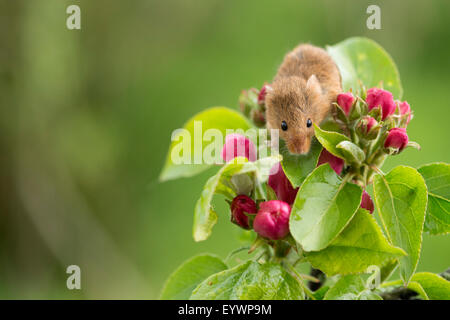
[379,287,419,300]
[380,267,450,300]
[284,263,316,300]
[225,246,251,263]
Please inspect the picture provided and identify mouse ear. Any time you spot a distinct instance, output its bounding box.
[306,75,322,95]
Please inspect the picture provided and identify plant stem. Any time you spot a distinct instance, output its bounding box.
[254,174,265,200]
[284,263,316,300]
[225,246,251,263]
[370,164,384,176]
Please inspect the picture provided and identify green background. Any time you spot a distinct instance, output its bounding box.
[0,0,449,298]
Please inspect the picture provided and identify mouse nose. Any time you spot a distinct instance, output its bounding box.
[287,136,311,155]
[299,138,311,154]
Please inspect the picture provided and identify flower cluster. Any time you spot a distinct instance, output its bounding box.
[336,88,412,155]
[222,135,293,240]
[161,38,450,301]
[230,184,292,241]
[331,87,415,210]
[222,86,414,247]
[221,132,379,240]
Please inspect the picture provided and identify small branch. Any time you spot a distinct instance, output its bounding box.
[225,246,250,263]
[284,263,316,300]
[342,172,355,185]
[440,267,450,281]
[370,164,384,176]
[380,267,450,300]
[300,274,320,283]
[248,236,265,254]
[379,287,419,300]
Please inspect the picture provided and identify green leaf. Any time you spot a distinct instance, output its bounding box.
[280,138,322,188]
[418,163,450,235]
[382,272,450,300]
[312,285,330,300]
[190,261,304,300]
[379,259,399,283]
[193,156,281,241]
[406,281,429,300]
[290,164,363,252]
[160,254,227,300]
[266,184,278,201]
[373,166,428,284]
[411,272,450,300]
[336,141,365,164]
[305,209,406,276]
[320,119,342,132]
[327,37,403,98]
[324,275,382,300]
[159,107,253,181]
[313,124,351,160]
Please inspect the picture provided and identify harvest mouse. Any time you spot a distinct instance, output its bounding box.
[265,44,342,154]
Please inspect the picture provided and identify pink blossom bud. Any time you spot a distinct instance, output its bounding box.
[222,134,257,162]
[230,195,257,229]
[358,116,379,139]
[366,88,396,120]
[384,127,409,151]
[317,149,344,175]
[397,100,412,125]
[253,200,291,240]
[258,85,269,106]
[364,116,377,132]
[337,92,355,116]
[360,190,374,214]
[268,163,299,205]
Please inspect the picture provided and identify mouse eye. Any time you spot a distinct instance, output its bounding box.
[281,121,288,131]
[306,118,312,128]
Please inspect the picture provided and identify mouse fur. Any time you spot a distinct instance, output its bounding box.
[265,44,342,154]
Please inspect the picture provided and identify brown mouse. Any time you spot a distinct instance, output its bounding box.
[265,44,342,154]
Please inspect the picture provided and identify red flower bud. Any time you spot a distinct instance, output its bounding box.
[258,85,269,106]
[366,88,396,120]
[360,190,374,214]
[230,195,257,229]
[253,200,291,240]
[364,116,377,132]
[337,92,355,116]
[317,149,344,175]
[397,100,412,125]
[384,127,409,151]
[358,116,379,139]
[268,163,299,205]
[222,134,257,162]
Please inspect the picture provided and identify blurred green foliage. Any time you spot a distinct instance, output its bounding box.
[0,0,448,298]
